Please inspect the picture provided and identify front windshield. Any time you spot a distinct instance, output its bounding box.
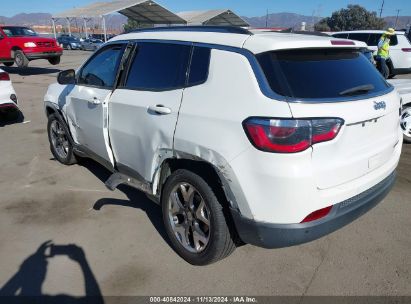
[2,27,38,37]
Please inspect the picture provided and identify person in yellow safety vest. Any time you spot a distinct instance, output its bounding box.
[376,28,395,79]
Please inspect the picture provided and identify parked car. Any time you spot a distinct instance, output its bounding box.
[57,36,81,50]
[0,26,62,68]
[388,79,411,143]
[44,26,402,265]
[0,69,20,120]
[331,30,411,78]
[81,39,104,51]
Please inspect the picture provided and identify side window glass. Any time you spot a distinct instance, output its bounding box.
[348,33,370,44]
[187,47,211,86]
[125,42,191,91]
[333,34,349,39]
[78,45,124,88]
[367,34,380,46]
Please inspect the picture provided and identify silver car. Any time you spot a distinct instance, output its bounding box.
[80,39,103,51]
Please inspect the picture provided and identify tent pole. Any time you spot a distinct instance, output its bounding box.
[52,18,57,40]
[67,18,71,36]
[102,16,107,42]
[84,18,88,39]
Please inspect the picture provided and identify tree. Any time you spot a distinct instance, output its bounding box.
[123,19,140,32]
[315,5,386,31]
[123,19,154,33]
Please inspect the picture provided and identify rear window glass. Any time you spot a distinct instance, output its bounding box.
[257,48,390,99]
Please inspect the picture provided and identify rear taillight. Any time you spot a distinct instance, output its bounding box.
[0,72,10,81]
[301,205,333,223]
[243,118,344,153]
[401,48,411,52]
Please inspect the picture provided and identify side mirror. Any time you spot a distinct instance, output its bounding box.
[57,69,76,85]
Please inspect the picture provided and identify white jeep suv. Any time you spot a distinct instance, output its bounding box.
[332,30,411,78]
[44,26,402,265]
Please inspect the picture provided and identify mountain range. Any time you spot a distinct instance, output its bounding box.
[0,12,410,30]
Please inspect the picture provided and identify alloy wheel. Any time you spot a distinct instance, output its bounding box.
[168,183,211,253]
[50,120,69,159]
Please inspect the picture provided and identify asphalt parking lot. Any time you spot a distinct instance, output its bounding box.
[0,50,411,297]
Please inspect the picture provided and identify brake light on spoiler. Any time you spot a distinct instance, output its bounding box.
[331,40,355,46]
[243,118,344,153]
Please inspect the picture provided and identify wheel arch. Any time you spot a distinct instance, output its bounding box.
[44,101,75,145]
[155,157,244,245]
[10,46,22,58]
[154,156,241,214]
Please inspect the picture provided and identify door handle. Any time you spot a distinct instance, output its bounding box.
[148,105,172,115]
[90,97,102,105]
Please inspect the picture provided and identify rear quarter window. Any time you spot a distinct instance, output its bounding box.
[257,48,390,100]
[187,47,211,86]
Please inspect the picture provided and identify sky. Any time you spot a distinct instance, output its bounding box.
[1,0,410,18]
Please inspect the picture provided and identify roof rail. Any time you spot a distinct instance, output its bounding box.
[130,26,253,35]
[278,28,330,37]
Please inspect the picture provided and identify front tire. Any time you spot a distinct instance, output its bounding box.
[401,105,411,143]
[3,62,14,67]
[14,50,29,68]
[47,114,77,165]
[162,169,236,265]
[48,57,61,65]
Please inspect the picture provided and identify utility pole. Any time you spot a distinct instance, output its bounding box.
[395,9,401,28]
[379,0,385,18]
[265,9,268,28]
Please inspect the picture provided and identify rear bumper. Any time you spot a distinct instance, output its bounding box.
[231,171,396,249]
[0,102,19,112]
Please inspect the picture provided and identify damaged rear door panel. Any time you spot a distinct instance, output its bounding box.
[108,42,192,182]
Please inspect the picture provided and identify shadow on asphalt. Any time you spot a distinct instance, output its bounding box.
[79,158,172,248]
[2,66,61,76]
[0,241,104,304]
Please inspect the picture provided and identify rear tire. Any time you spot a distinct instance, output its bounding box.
[48,57,61,65]
[14,50,29,68]
[162,169,236,265]
[3,62,14,67]
[401,105,411,143]
[47,114,77,165]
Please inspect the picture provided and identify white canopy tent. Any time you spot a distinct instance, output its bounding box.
[52,0,186,41]
[177,10,249,27]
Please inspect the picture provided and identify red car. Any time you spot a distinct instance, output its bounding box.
[0,26,63,68]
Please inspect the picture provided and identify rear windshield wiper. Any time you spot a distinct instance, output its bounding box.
[339,84,375,96]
